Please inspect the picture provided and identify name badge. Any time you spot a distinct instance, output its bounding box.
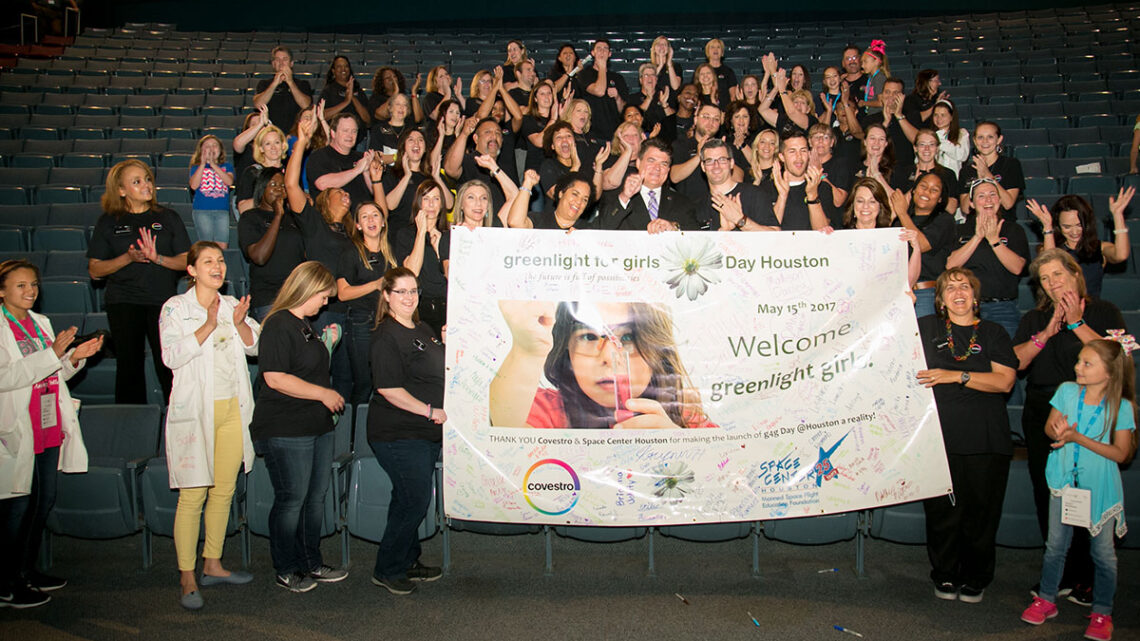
[40,392,58,429]
[1060,486,1092,529]
[113,225,133,236]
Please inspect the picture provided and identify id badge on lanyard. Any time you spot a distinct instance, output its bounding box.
[1061,486,1092,528]
[40,393,58,429]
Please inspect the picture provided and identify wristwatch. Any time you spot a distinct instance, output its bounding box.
[959,372,971,385]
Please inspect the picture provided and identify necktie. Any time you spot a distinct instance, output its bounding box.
[646,190,659,220]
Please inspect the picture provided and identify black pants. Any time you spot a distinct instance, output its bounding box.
[105,302,172,404]
[1024,385,1093,586]
[923,452,1010,590]
[0,446,59,589]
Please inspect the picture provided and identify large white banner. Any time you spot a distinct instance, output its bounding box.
[443,227,951,526]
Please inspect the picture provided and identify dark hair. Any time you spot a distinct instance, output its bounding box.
[639,137,671,160]
[884,77,905,92]
[860,123,895,181]
[394,128,431,177]
[778,129,808,153]
[910,171,950,215]
[592,38,610,49]
[324,55,355,86]
[726,100,758,135]
[1048,195,1103,263]
[974,120,1004,148]
[553,172,592,210]
[914,69,939,101]
[933,100,961,146]
[328,112,359,136]
[375,266,419,326]
[186,241,224,285]
[843,177,894,229]
[789,64,811,90]
[542,121,575,157]
[371,66,407,97]
[410,180,449,234]
[0,259,40,291]
[543,301,705,429]
[699,137,731,160]
[934,267,982,319]
[252,166,284,207]
[550,43,578,77]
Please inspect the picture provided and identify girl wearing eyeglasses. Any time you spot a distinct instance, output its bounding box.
[490,300,713,429]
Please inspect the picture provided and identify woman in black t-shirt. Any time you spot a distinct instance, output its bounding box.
[369,94,418,164]
[367,267,445,595]
[395,182,449,337]
[1011,249,1127,597]
[916,267,1017,604]
[907,173,956,318]
[1024,191,1133,298]
[319,56,370,127]
[88,159,191,403]
[237,167,306,321]
[957,121,1024,219]
[336,202,396,404]
[250,261,346,593]
[383,129,447,241]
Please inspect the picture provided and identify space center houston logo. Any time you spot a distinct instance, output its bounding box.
[523,459,580,515]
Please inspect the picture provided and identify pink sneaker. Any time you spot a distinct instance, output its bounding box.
[1084,614,1113,641]
[1020,597,1058,625]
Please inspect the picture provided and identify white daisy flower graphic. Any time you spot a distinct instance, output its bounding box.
[663,238,723,301]
[652,462,696,499]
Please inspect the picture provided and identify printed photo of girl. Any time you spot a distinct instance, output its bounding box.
[489,300,715,429]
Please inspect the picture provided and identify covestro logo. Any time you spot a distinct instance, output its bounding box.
[522,459,580,516]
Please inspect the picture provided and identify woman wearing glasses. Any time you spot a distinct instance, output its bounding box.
[367,267,445,596]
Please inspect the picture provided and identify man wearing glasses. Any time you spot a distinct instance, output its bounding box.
[668,104,747,203]
[695,139,779,231]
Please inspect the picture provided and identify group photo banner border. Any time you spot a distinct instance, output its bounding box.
[442,227,952,526]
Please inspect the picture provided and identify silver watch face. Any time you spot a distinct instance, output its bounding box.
[961,372,970,384]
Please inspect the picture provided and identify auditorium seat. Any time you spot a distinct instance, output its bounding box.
[996,458,1043,548]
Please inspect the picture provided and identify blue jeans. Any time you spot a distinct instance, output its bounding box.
[979,299,1020,341]
[314,309,351,404]
[191,208,231,244]
[257,432,334,576]
[914,288,936,319]
[1038,495,1118,615]
[345,307,375,405]
[369,439,440,580]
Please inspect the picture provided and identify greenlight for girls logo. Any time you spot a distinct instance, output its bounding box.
[663,238,723,301]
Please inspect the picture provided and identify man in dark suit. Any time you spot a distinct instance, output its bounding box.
[595,138,700,232]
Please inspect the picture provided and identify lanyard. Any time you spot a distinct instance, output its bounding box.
[864,69,880,97]
[825,92,840,114]
[3,306,47,350]
[1072,387,1104,488]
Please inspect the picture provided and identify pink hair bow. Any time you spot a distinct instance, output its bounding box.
[868,40,887,56]
[1106,329,1138,354]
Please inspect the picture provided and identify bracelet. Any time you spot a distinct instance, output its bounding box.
[1114,228,1129,235]
[424,404,432,419]
[1031,333,1046,349]
[491,167,501,176]
[1042,228,1052,233]
[804,197,821,205]
[371,179,382,185]
[156,255,164,266]
[990,240,1002,247]
[1066,319,1085,331]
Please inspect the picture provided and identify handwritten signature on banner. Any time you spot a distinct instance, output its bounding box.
[442,228,952,526]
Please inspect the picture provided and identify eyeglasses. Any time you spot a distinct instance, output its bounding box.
[390,288,421,297]
[570,329,638,356]
[702,156,732,167]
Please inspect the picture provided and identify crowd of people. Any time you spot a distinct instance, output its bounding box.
[0,33,1137,640]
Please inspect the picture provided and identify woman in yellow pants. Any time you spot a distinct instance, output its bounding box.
[160,241,260,609]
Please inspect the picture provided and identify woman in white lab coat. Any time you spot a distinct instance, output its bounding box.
[0,258,100,608]
[159,241,259,610]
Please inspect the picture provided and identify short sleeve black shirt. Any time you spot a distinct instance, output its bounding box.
[250,311,335,440]
[237,207,307,308]
[87,206,191,306]
[367,318,445,442]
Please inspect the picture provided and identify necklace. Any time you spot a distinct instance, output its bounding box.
[945,317,980,362]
